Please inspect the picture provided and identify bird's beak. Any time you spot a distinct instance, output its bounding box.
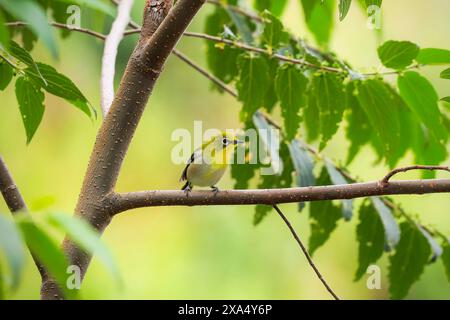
[234,139,244,145]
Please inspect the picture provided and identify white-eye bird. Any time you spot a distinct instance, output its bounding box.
[180,132,242,193]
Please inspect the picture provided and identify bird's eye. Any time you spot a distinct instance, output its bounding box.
[222,138,228,145]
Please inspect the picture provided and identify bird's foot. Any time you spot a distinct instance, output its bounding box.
[210,186,219,195]
[183,184,192,197]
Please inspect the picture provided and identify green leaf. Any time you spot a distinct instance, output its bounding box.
[440,68,450,79]
[442,242,450,282]
[0,0,57,57]
[0,61,14,91]
[370,197,400,250]
[304,86,320,142]
[377,40,419,70]
[388,222,431,299]
[46,213,121,285]
[254,0,289,17]
[345,81,371,164]
[300,0,335,47]
[8,41,45,84]
[26,63,94,118]
[56,0,115,17]
[441,97,450,104]
[275,65,308,140]
[237,54,271,121]
[308,167,342,256]
[226,9,254,44]
[354,201,385,281]
[261,11,289,49]
[325,161,353,220]
[339,0,352,21]
[398,71,447,143]
[355,79,401,157]
[310,72,346,150]
[0,10,10,48]
[418,226,443,262]
[364,0,382,7]
[416,48,450,65]
[0,214,26,290]
[15,76,45,144]
[16,217,76,299]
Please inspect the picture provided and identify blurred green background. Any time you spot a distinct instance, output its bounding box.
[1,0,449,299]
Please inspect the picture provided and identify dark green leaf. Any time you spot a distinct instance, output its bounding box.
[308,167,342,256]
[440,68,450,79]
[339,0,352,21]
[26,63,93,118]
[355,79,401,157]
[325,161,353,220]
[354,201,385,281]
[226,9,254,44]
[8,41,45,84]
[388,222,431,299]
[15,76,45,143]
[300,0,335,46]
[416,48,450,65]
[418,226,443,262]
[17,218,76,299]
[261,11,289,49]
[370,197,400,250]
[0,61,14,90]
[442,242,450,282]
[237,54,271,121]
[398,71,447,143]
[377,40,419,70]
[0,0,57,57]
[47,213,121,285]
[310,72,346,150]
[304,86,320,142]
[275,65,308,140]
[0,214,26,290]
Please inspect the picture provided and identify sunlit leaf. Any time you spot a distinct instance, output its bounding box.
[300,0,335,47]
[339,0,352,21]
[416,48,450,65]
[440,68,450,79]
[377,40,419,70]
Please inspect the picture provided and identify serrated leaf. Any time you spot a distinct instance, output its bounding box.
[25,63,94,118]
[398,71,447,143]
[288,140,315,211]
[8,41,45,84]
[46,213,121,286]
[261,11,289,49]
[325,161,353,220]
[15,76,45,144]
[442,242,450,282]
[0,0,57,57]
[355,79,401,157]
[0,61,14,90]
[377,40,419,70]
[440,68,450,79]
[370,197,400,250]
[0,214,26,290]
[275,65,308,140]
[354,201,385,281]
[237,54,271,121]
[16,217,76,299]
[416,48,450,65]
[310,72,346,150]
[388,222,431,299]
[339,0,352,21]
[308,167,342,256]
[226,9,254,44]
[304,86,320,142]
[418,226,443,263]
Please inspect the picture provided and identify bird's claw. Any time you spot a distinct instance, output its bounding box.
[183,184,192,197]
[211,186,219,195]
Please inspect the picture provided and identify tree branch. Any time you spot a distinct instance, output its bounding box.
[100,0,134,116]
[272,205,339,300]
[109,179,450,213]
[380,165,450,186]
[40,0,206,300]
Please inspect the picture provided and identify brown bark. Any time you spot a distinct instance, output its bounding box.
[40,0,206,299]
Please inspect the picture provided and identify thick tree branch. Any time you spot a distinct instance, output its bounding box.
[0,156,46,278]
[40,0,206,300]
[109,179,450,213]
[101,0,134,116]
[273,205,339,300]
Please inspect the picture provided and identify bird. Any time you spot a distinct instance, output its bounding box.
[180,132,242,193]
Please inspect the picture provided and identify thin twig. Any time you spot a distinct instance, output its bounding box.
[101,0,134,116]
[381,165,450,186]
[272,204,340,300]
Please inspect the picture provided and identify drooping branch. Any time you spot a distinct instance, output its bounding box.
[272,205,339,300]
[0,156,46,278]
[110,179,450,214]
[100,0,134,116]
[40,0,206,300]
